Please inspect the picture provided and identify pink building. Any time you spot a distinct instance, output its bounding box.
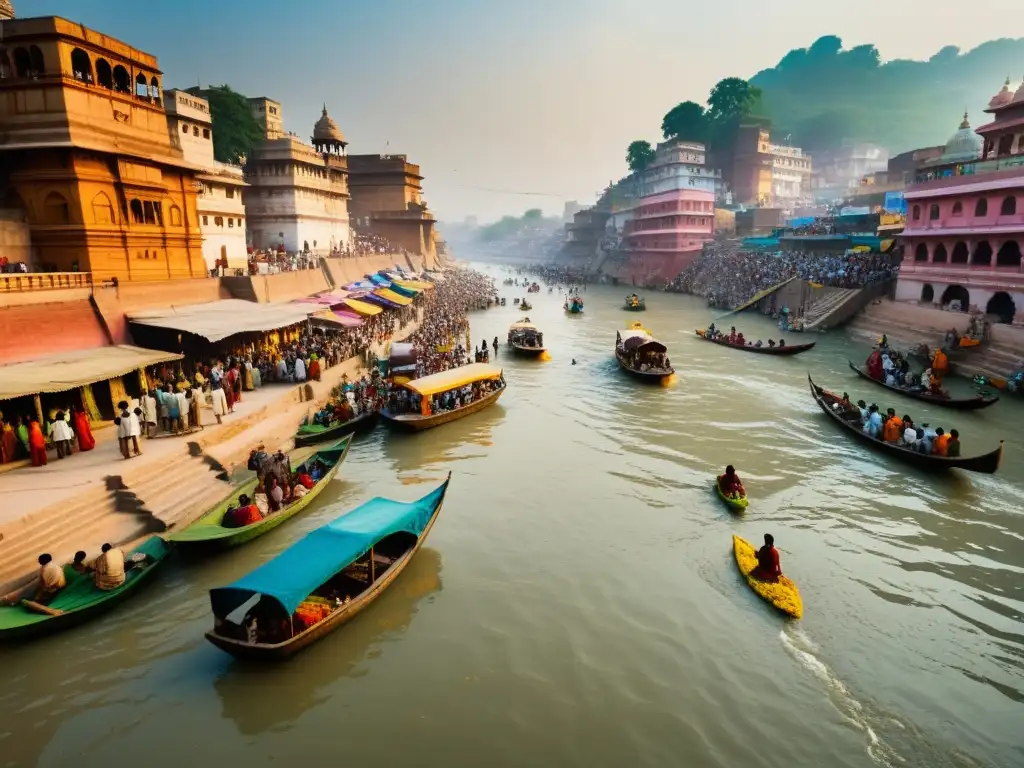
[898,79,1024,323]
[616,140,718,284]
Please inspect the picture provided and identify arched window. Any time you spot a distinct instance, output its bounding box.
[42,191,70,225]
[987,292,1016,324]
[70,48,92,83]
[135,72,149,99]
[214,216,224,227]
[1001,196,1017,216]
[920,284,934,304]
[929,204,940,220]
[914,243,929,262]
[997,135,1014,157]
[0,48,11,80]
[940,285,970,312]
[113,65,130,93]
[972,241,993,266]
[13,47,30,78]
[129,199,144,224]
[149,76,161,104]
[930,244,946,263]
[28,45,44,77]
[951,201,962,216]
[975,198,988,217]
[91,192,115,224]
[169,205,182,227]
[996,240,1022,267]
[911,205,921,221]
[96,58,112,88]
[950,242,968,263]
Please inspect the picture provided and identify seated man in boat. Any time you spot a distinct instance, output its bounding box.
[883,409,903,443]
[706,322,716,337]
[728,326,738,343]
[947,429,961,457]
[308,458,327,483]
[718,465,745,498]
[932,428,951,456]
[93,543,127,591]
[71,550,90,574]
[223,494,263,528]
[751,534,782,582]
[778,339,785,348]
[863,404,883,437]
[753,339,763,348]
[735,332,746,346]
[767,339,776,348]
[33,553,67,604]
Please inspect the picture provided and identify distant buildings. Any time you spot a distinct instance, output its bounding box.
[897,80,1024,323]
[810,142,888,203]
[717,126,812,208]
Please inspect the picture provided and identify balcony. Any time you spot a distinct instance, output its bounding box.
[0,272,93,293]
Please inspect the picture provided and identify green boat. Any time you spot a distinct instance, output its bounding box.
[0,537,171,642]
[715,477,749,513]
[166,436,352,553]
[294,410,379,448]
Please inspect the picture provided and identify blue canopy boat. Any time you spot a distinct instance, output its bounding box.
[205,474,451,660]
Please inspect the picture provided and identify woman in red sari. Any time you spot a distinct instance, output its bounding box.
[28,418,47,466]
[71,406,96,451]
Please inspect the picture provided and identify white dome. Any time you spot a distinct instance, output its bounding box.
[940,112,982,163]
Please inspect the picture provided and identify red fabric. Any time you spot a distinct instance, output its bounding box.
[72,411,96,451]
[28,422,47,466]
[753,546,781,581]
[231,504,262,527]
[866,350,883,381]
[224,378,235,410]
[718,473,744,496]
[0,425,17,464]
[296,473,314,490]
[309,360,321,381]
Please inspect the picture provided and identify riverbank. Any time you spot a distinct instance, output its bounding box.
[0,317,420,594]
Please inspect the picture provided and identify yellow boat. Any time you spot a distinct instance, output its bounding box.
[732,535,802,619]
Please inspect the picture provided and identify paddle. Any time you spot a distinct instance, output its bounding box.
[22,600,64,616]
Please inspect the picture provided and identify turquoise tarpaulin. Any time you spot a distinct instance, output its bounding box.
[209,476,450,617]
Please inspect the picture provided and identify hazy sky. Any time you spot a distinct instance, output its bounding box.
[26,0,1021,222]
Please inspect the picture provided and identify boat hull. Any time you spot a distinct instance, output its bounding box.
[695,330,815,356]
[294,410,379,447]
[733,535,802,619]
[846,361,998,411]
[808,375,1003,474]
[715,479,748,513]
[615,351,673,382]
[381,386,504,432]
[511,345,546,357]
[204,480,448,660]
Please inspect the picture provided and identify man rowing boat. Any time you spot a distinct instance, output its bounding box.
[718,465,745,498]
[752,534,782,582]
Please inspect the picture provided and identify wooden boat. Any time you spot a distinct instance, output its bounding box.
[808,375,1003,474]
[847,361,998,411]
[616,323,674,381]
[166,436,352,552]
[520,300,533,311]
[507,320,546,357]
[564,297,584,314]
[732,535,802,619]
[695,329,816,356]
[624,294,646,311]
[293,409,378,447]
[0,537,171,642]
[715,477,748,513]
[205,474,451,660]
[380,363,506,432]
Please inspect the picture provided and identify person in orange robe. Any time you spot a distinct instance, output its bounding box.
[28,418,47,467]
[0,416,17,464]
[71,406,96,451]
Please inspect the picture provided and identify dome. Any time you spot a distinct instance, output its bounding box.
[1012,76,1024,104]
[988,77,1013,109]
[312,105,346,145]
[940,112,982,163]
[0,0,14,20]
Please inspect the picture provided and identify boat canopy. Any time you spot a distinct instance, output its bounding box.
[619,329,666,354]
[342,298,384,316]
[404,363,502,396]
[374,288,413,306]
[509,321,537,331]
[209,476,450,618]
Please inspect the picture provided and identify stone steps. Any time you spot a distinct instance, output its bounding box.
[804,289,858,326]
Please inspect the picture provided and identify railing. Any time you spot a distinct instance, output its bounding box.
[0,272,93,292]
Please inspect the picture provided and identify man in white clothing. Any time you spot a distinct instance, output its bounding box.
[294,356,306,382]
[93,543,126,590]
[49,409,75,458]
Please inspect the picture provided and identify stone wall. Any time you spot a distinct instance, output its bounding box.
[223,269,332,303]
[323,253,425,287]
[0,299,111,363]
[0,207,33,266]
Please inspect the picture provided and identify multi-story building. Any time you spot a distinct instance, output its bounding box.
[726,126,774,206]
[163,89,247,273]
[347,154,437,263]
[898,87,1024,323]
[810,142,889,203]
[0,14,206,280]
[243,102,350,255]
[769,143,813,205]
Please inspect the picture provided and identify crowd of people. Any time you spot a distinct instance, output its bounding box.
[668,241,900,309]
[0,407,96,467]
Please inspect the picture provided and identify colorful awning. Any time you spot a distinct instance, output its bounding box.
[329,310,363,327]
[373,288,413,306]
[342,298,383,316]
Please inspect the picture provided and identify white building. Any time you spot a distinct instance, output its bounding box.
[243,99,350,256]
[163,89,247,272]
[770,143,813,205]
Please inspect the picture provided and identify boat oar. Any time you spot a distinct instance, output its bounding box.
[22,600,64,616]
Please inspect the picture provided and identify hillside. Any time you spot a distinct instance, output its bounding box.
[751,35,1024,153]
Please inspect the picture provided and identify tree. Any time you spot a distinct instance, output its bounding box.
[523,208,543,221]
[625,140,656,172]
[185,84,264,165]
[707,77,763,126]
[661,101,707,142]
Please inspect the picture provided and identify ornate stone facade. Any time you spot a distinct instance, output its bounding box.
[0,16,206,281]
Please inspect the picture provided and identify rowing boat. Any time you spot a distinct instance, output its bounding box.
[715,478,748,513]
[846,361,998,411]
[695,330,816,356]
[508,319,546,357]
[294,410,379,447]
[380,363,506,432]
[732,535,802,619]
[205,473,451,660]
[0,537,171,642]
[166,436,352,552]
[616,323,673,381]
[808,375,1003,474]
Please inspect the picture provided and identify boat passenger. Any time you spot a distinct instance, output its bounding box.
[295,467,315,490]
[778,339,785,348]
[947,429,961,457]
[267,477,284,513]
[93,543,126,591]
[32,553,66,604]
[728,327,737,343]
[902,420,919,448]
[71,550,90,574]
[767,339,776,348]
[883,409,902,443]
[917,423,936,454]
[223,495,263,529]
[856,399,869,423]
[707,322,716,336]
[751,534,782,582]
[292,482,309,500]
[718,465,745,498]
[863,404,883,438]
[933,428,950,456]
[932,347,949,376]
[866,349,883,380]
[754,340,763,348]
[736,333,746,346]
[254,480,270,517]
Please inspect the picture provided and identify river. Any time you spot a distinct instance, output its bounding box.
[1,266,1022,768]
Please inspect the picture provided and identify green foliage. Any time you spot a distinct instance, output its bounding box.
[185,84,264,165]
[625,140,656,172]
[479,210,559,242]
[750,35,1024,152]
[661,102,707,142]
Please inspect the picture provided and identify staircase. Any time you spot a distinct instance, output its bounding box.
[802,288,859,330]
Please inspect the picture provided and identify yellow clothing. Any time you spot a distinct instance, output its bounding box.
[40,561,66,594]
[93,548,126,591]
